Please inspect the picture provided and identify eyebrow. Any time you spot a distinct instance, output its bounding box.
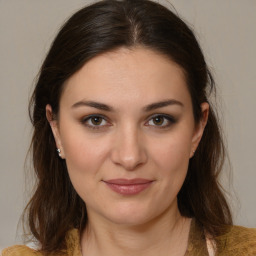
[143,99,184,112]
[72,100,114,111]
[71,99,183,112]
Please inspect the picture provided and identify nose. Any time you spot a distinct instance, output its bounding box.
[110,125,147,171]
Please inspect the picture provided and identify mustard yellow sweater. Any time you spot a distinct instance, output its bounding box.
[2,220,256,256]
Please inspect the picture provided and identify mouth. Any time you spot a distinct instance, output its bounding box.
[103,179,154,195]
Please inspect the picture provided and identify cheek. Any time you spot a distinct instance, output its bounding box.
[151,131,192,171]
[64,137,109,175]
[60,129,111,195]
[149,130,192,193]
[63,140,111,207]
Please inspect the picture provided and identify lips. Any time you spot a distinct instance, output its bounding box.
[103,179,154,195]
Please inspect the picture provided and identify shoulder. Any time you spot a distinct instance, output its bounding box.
[217,225,256,255]
[1,245,41,256]
[1,229,80,256]
[65,229,81,256]
[227,225,256,246]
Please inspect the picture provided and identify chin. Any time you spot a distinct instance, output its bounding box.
[108,214,152,227]
[102,202,161,227]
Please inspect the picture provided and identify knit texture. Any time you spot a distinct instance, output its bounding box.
[2,221,256,256]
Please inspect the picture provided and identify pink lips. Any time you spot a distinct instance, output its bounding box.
[103,179,153,195]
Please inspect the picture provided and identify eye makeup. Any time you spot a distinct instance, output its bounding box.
[79,112,178,131]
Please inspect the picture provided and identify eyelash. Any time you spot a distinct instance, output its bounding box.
[81,114,177,130]
[81,114,110,130]
[145,114,177,129]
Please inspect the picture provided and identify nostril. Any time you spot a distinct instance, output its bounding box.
[110,144,147,171]
[109,128,147,170]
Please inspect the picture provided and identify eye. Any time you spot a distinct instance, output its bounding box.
[82,115,109,129]
[146,114,176,128]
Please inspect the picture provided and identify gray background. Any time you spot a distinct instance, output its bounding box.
[0,0,255,250]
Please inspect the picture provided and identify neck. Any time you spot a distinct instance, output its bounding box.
[81,205,191,256]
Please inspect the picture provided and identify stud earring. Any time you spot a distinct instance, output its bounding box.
[56,148,61,157]
[191,149,196,157]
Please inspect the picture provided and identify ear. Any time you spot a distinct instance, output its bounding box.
[46,104,65,159]
[190,102,209,158]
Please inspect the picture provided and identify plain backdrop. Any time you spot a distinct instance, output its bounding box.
[0,0,255,250]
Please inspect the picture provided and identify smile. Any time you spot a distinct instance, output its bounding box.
[103,179,154,195]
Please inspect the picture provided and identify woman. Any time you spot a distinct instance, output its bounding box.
[2,0,256,255]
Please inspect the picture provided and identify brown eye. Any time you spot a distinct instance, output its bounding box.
[91,116,103,125]
[82,115,109,129]
[146,114,176,128]
[152,116,164,126]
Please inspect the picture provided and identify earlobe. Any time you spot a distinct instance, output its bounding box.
[46,104,65,159]
[190,102,209,157]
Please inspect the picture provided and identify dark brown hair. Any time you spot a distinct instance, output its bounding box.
[26,0,232,253]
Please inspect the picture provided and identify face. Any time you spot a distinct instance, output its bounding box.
[47,47,208,227]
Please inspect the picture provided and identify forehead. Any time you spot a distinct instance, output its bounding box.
[61,47,192,110]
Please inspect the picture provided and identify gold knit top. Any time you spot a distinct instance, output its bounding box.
[2,220,256,256]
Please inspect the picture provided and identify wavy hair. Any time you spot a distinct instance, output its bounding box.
[25,0,232,253]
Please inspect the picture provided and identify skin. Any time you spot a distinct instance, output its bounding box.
[46,47,209,256]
